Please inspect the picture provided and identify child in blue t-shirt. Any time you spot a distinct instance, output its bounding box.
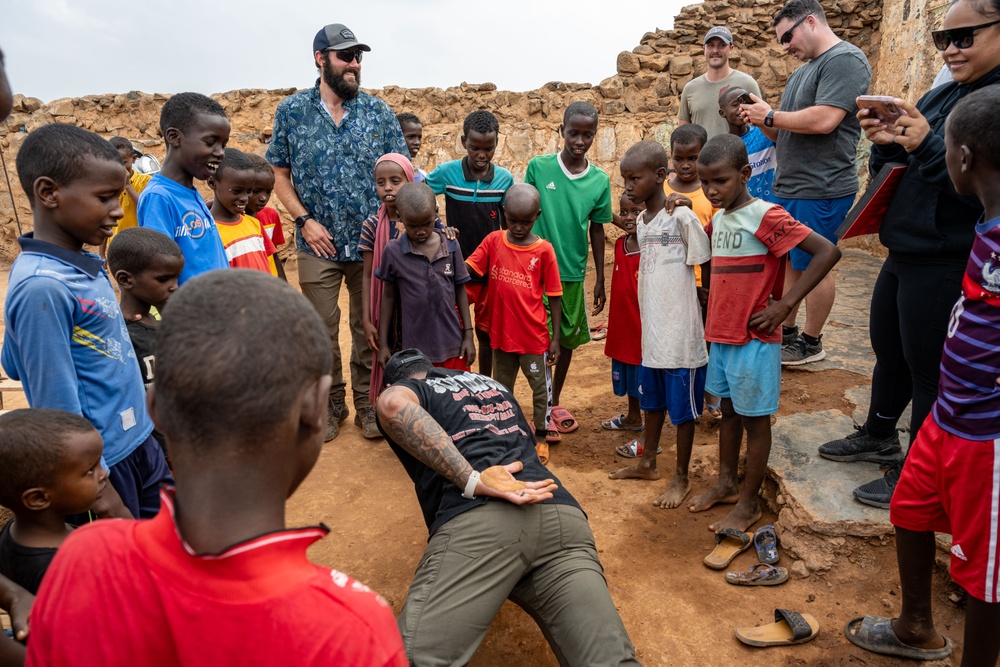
[137,92,231,285]
[2,124,173,520]
[719,86,776,203]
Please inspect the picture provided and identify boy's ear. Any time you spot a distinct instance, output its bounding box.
[33,176,60,210]
[147,384,163,436]
[21,487,51,511]
[719,108,725,117]
[961,144,973,173]
[656,166,668,183]
[207,175,217,189]
[741,164,753,184]
[300,374,333,435]
[460,134,467,149]
[164,127,182,148]
[114,269,134,289]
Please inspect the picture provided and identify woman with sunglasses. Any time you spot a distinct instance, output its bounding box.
[820,0,1000,513]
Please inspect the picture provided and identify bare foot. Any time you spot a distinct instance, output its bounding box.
[609,461,660,480]
[653,475,690,509]
[687,483,740,513]
[708,501,762,533]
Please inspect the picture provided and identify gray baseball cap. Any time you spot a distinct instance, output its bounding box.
[704,26,734,44]
[313,24,371,53]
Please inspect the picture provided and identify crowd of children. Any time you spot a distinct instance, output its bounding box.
[3,30,1000,664]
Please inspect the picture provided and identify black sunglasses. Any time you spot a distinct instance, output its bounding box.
[326,48,364,64]
[778,14,811,45]
[931,19,1000,50]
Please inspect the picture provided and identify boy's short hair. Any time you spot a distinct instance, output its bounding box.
[563,101,599,125]
[622,141,670,172]
[718,86,747,105]
[15,125,123,205]
[107,227,184,276]
[246,152,275,176]
[159,92,227,137]
[109,136,133,154]
[504,183,541,214]
[697,134,750,171]
[384,349,434,385]
[462,110,499,137]
[948,86,1000,172]
[396,112,422,128]
[0,409,97,510]
[396,182,437,219]
[213,147,255,182]
[154,270,332,450]
[773,0,827,26]
[670,124,708,150]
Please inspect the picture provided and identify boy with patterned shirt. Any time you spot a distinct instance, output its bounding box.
[137,93,230,285]
[425,110,514,377]
[688,134,839,532]
[466,184,563,450]
[719,87,777,202]
[209,149,277,275]
[525,101,614,432]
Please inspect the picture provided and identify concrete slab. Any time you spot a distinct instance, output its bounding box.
[781,249,883,377]
[770,409,894,537]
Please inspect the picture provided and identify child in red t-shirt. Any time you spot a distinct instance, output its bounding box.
[246,155,287,280]
[602,193,645,449]
[467,184,563,456]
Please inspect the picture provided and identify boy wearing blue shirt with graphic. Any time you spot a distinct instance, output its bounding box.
[137,92,230,284]
[719,86,776,202]
[2,125,173,520]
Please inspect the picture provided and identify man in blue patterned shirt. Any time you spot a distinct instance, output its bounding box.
[267,23,408,442]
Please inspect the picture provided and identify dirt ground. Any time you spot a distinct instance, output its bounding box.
[0,258,968,666]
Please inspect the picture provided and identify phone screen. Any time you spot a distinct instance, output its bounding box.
[737,93,755,105]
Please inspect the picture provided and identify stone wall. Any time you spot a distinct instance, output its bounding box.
[0,0,927,266]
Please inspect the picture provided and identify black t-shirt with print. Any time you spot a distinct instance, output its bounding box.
[380,369,581,535]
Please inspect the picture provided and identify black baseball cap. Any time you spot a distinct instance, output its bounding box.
[313,24,371,53]
[384,348,432,386]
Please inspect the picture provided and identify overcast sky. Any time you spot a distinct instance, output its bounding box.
[3,0,686,103]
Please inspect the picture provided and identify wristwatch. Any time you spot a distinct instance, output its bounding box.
[764,110,775,128]
[294,215,311,229]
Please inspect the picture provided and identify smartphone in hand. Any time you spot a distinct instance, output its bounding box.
[737,92,756,106]
[857,95,905,124]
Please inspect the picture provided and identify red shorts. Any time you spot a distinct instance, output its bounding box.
[465,282,490,332]
[434,356,470,372]
[890,414,1000,602]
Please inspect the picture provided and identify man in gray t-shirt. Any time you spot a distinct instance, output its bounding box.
[679,26,762,139]
[740,0,871,366]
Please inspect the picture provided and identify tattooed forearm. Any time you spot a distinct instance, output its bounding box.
[380,388,473,487]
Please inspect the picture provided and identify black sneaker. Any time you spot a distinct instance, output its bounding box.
[818,424,903,463]
[781,335,826,366]
[782,325,800,347]
[854,465,902,509]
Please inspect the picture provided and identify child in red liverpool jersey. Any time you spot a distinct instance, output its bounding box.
[602,192,645,449]
[466,184,563,459]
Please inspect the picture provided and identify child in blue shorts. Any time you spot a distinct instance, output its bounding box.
[688,134,840,533]
[602,192,645,438]
[609,142,712,510]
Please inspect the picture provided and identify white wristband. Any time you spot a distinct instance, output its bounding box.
[462,470,481,499]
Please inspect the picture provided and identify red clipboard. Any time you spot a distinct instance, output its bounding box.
[837,163,907,240]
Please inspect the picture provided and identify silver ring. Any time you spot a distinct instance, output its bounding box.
[901,126,907,136]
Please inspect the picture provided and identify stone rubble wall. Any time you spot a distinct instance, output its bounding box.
[0,0,941,265]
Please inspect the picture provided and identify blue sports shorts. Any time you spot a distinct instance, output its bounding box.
[705,340,781,417]
[611,358,641,398]
[775,194,853,271]
[638,365,706,425]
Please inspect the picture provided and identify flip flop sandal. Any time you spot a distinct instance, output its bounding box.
[602,414,645,431]
[703,528,752,570]
[754,524,779,564]
[614,439,663,458]
[735,609,820,647]
[530,421,562,444]
[535,442,550,466]
[844,616,952,660]
[590,323,608,341]
[726,563,788,586]
[704,401,722,420]
[550,406,579,433]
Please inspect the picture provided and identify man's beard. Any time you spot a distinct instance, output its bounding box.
[321,56,360,100]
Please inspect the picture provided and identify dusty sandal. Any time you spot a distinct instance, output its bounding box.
[726,563,788,586]
[550,406,579,433]
[735,608,820,647]
[590,323,608,341]
[844,616,952,660]
[615,439,663,458]
[602,414,645,431]
[535,442,550,466]
[754,524,779,564]
[704,528,752,570]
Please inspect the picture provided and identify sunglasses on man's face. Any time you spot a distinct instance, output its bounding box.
[778,14,811,45]
[328,48,364,64]
[932,19,1000,50]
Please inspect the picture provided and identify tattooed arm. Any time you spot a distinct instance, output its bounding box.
[377,385,557,504]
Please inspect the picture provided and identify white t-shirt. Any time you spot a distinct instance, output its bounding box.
[636,206,712,369]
